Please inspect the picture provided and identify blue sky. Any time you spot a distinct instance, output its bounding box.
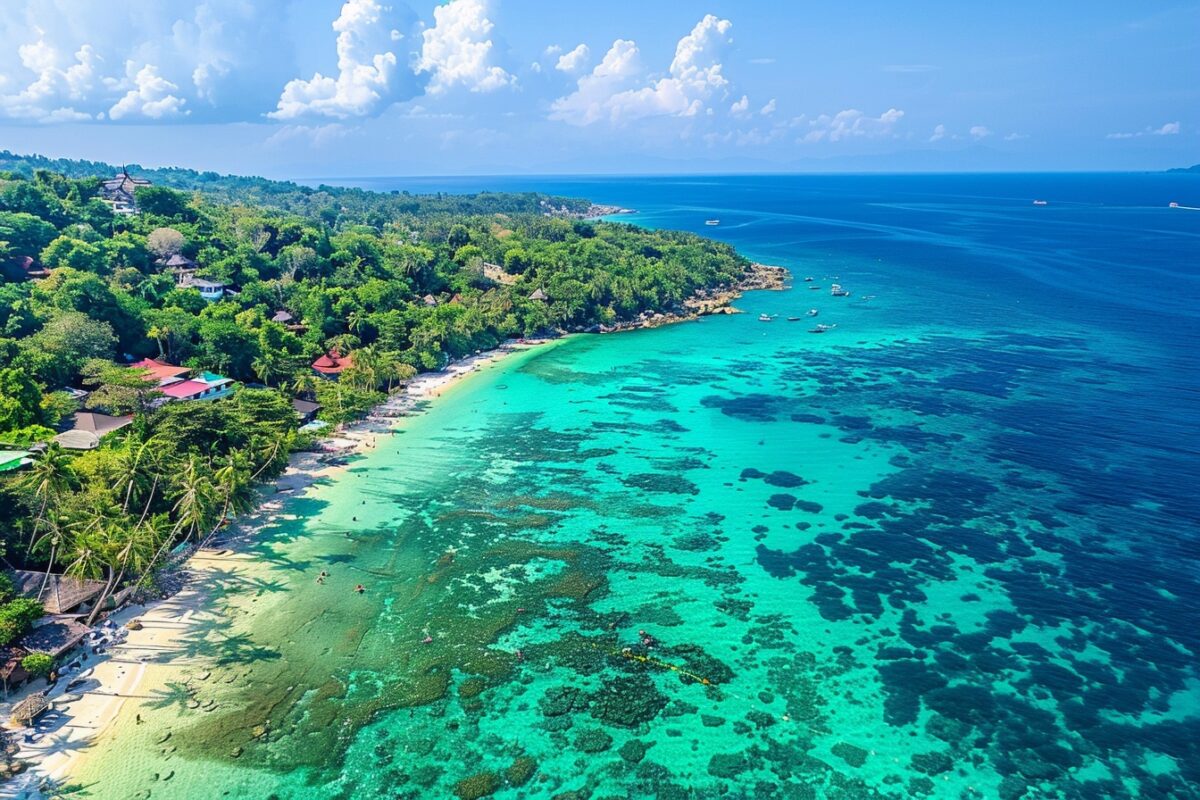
[0,1,1195,178]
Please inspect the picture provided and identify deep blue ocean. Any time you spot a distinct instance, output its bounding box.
[69,174,1200,799]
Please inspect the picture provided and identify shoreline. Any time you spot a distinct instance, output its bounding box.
[4,265,786,796]
[2,342,543,797]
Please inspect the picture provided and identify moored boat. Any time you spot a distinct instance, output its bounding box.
[830,284,850,297]
[807,309,818,317]
[705,219,720,226]
[1033,199,1048,206]
[758,313,774,322]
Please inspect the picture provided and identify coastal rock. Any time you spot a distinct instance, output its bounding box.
[831,742,869,768]
[910,751,953,775]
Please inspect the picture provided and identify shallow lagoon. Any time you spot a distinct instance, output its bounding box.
[69,174,1200,799]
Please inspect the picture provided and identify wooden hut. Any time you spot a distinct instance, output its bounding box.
[10,692,48,726]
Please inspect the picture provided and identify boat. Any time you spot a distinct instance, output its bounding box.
[808,285,822,290]
[705,219,720,226]
[1169,202,1180,208]
[758,313,774,322]
[809,323,836,334]
[786,316,802,322]
[830,284,851,297]
[807,309,818,317]
[803,276,814,282]
[1033,200,1048,206]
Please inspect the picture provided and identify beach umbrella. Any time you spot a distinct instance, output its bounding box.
[9,692,48,725]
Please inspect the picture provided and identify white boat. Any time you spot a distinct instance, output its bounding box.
[830,284,850,297]
[809,323,836,334]
[758,313,774,322]
[1169,202,1180,208]
[1033,200,1048,206]
[807,309,818,317]
[705,219,720,226]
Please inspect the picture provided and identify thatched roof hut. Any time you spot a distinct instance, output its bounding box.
[529,288,548,301]
[10,692,48,725]
[11,570,106,615]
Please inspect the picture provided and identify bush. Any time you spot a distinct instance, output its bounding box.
[0,598,44,646]
[21,652,53,678]
[0,573,14,604]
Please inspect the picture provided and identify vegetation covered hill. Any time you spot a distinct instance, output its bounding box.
[0,152,750,612]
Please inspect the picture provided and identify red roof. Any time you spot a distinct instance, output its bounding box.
[159,379,211,399]
[312,350,353,375]
[130,358,190,384]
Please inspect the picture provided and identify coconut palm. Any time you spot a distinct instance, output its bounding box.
[20,444,77,556]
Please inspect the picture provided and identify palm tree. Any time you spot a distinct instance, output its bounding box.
[288,372,319,400]
[350,344,381,391]
[251,351,287,387]
[32,512,68,602]
[21,444,76,556]
[113,439,155,514]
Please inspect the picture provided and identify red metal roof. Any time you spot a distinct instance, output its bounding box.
[312,350,352,374]
[160,379,210,399]
[130,358,190,383]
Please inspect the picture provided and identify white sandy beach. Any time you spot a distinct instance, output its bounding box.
[0,341,541,798]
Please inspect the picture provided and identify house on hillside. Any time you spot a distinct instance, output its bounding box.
[159,371,233,402]
[98,168,151,215]
[529,288,548,302]
[179,275,226,301]
[53,411,133,450]
[312,349,353,379]
[422,294,438,307]
[129,357,190,387]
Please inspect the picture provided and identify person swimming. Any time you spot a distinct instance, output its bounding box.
[355,584,365,594]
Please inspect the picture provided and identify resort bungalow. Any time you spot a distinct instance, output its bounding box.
[292,398,321,425]
[159,371,233,402]
[130,357,191,388]
[529,288,548,301]
[422,294,439,307]
[312,349,353,379]
[53,411,133,450]
[0,451,34,473]
[11,571,106,617]
[98,168,151,215]
[181,275,226,301]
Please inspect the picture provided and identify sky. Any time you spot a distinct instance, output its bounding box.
[0,0,1195,179]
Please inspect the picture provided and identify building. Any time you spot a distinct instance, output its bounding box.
[179,275,226,301]
[0,451,34,473]
[529,288,549,301]
[159,372,233,402]
[11,571,107,616]
[271,310,294,324]
[12,255,49,280]
[98,168,151,215]
[292,398,321,424]
[53,411,134,450]
[312,349,353,379]
[422,294,439,307]
[129,358,191,387]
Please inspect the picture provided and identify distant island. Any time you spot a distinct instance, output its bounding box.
[1166,164,1200,173]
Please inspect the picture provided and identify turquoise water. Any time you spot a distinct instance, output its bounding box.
[66,175,1199,799]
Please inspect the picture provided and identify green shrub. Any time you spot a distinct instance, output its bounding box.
[21,652,53,678]
[0,598,44,646]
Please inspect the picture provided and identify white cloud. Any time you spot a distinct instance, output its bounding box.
[760,98,776,116]
[555,44,590,73]
[1106,132,1136,140]
[550,15,734,126]
[270,0,405,119]
[1153,121,1180,135]
[108,63,188,120]
[417,0,514,95]
[730,95,749,116]
[800,108,905,143]
[929,123,946,142]
[970,125,991,139]
[1108,120,1183,140]
[0,38,101,122]
[1004,132,1028,141]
